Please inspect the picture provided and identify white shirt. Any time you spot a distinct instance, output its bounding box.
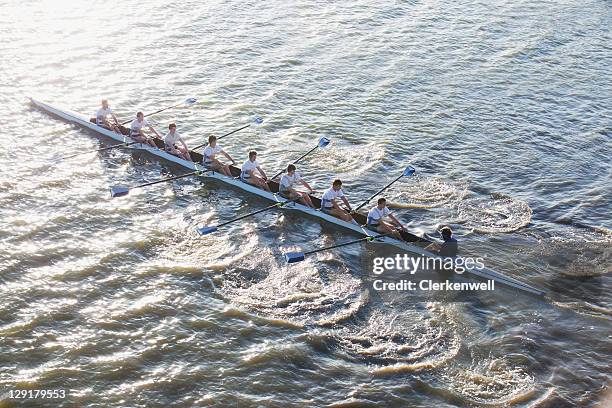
[203,145,223,163]
[96,107,113,122]
[321,187,344,207]
[130,118,149,134]
[164,130,183,147]
[367,206,391,225]
[241,159,260,177]
[279,172,302,191]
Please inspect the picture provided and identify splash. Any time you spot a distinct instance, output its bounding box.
[436,358,536,406]
[547,237,612,278]
[219,249,367,327]
[328,306,460,369]
[457,194,532,233]
[317,142,385,177]
[386,176,468,209]
[524,228,612,278]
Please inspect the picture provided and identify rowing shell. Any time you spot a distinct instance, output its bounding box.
[29,98,546,296]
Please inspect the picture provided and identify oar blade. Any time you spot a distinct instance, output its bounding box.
[185,98,197,105]
[252,116,263,124]
[403,166,416,177]
[110,186,130,198]
[285,252,306,264]
[318,137,331,148]
[196,226,218,235]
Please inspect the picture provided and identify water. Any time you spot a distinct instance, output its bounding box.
[1,0,611,407]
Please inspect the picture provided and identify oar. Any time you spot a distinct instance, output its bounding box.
[352,166,416,213]
[191,116,263,151]
[270,137,331,180]
[110,170,202,198]
[56,140,137,161]
[119,97,197,125]
[285,231,397,263]
[196,198,298,235]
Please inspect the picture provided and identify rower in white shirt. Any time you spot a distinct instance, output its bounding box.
[202,135,236,177]
[320,179,353,222]
[129,111,160,148]
[240,150,271,192]
[278,164,315,208]
[95,99,122,134]
[164,123,192,161]
[366,197,406,240]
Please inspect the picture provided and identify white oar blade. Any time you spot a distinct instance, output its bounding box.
[403,166,416,177]
[110,186,129,198]
[285,252,306,264]
[318,137,331,148]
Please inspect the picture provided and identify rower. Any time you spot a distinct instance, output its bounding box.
[202,135,236,177]
[320,179,353,222]
[164,123,192,161]
[240,151,271,192]
[426,226,458,257]
[95,99,121,134]
[366,197,406,240]
[129,111,160,148]
[278,164,315,208]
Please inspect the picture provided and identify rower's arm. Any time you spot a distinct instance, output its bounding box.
[257,166,267,180]
[300,180,314,192]
[341,196,352,211]
[389,214,405,229]
[148,125,161,138]
[222,151,236,164]
[179,138,189,151]
[111,112,119,124]
[425,242,441,252]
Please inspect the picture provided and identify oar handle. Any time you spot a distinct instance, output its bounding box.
[193,123,251,150]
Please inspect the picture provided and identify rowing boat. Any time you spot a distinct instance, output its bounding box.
[30,98,546,296]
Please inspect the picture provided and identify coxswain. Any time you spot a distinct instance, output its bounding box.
[426,226,458,257]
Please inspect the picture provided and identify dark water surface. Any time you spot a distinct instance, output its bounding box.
[0,0,610,407]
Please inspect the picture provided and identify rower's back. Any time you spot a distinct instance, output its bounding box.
[438,227,458,257]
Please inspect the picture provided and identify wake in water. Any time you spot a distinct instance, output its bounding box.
[324,304,460,370]
[434,357,537,406]
[218,249,367,327]
[386,176,468,209]
[317,142,385,177]
[518,228,611,319]
[522,228,611,278]
[456,193,532,233]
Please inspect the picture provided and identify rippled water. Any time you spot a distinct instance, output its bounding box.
[1,0,611,407]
